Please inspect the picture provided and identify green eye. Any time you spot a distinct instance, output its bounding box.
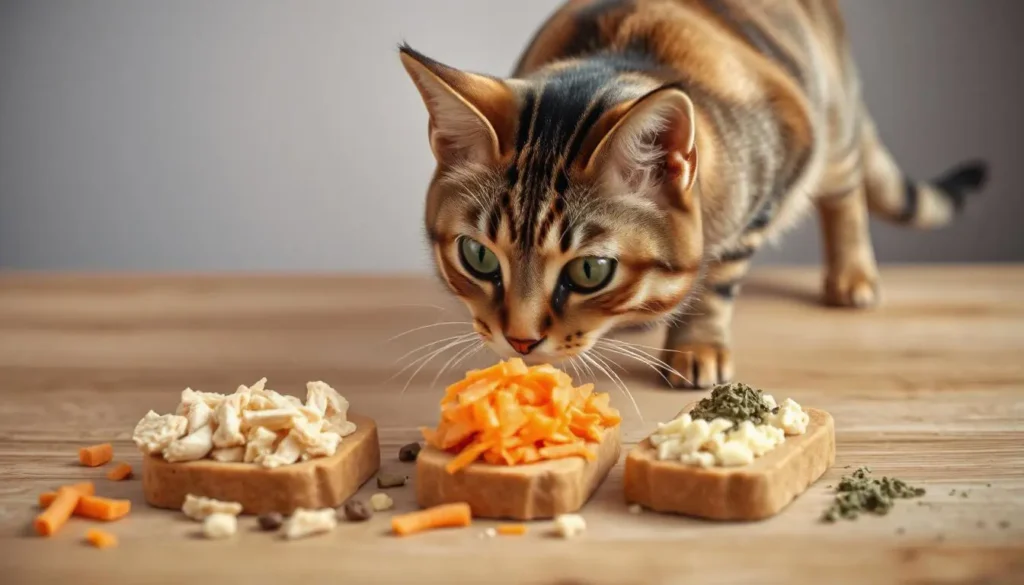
[565,256,617,292]
[458,237,500,278]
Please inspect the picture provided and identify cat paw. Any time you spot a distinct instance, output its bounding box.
[824,268,880,309]
[663,343,733,390]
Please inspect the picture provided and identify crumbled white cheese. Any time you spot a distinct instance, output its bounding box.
[628,504,643,515]
[202,513,237,539]
[182,494,243,520]
[163,424,215,463]
[209,446,245,463]
[369,493,394,512]
[282,508,337,540]
[650,396,809,468]
[553,514,586,538]
[136,378,357,468]
[133,411,188,455]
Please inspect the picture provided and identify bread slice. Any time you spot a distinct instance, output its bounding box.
[415,425,621,520]
[142,414,380,515]
[624,406,834,521]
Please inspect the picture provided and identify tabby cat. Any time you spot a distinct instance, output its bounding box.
[398,0,987,389]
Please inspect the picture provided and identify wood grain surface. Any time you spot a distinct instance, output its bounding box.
[1,266,1022,585]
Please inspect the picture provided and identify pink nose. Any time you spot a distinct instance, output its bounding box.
[506,336,544,355]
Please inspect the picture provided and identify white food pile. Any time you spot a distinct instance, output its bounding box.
[651,394,809,467]
[132,378,357,468]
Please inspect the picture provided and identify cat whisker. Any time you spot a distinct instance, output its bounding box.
[386,321,473,343]
[598,339,689,381]
[429,340,484,390]
[604,337,690,356]
[594,342,682,387]
[582,352,643,421]
[399,336,477,396]
[393,333,478,365]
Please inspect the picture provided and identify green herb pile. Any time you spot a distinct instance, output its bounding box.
[690,382,778,426]
[821,467,926,522]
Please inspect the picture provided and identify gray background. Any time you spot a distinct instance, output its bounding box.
[1,0,1021,272]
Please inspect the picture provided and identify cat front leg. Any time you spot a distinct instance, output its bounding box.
[663,246,753,389]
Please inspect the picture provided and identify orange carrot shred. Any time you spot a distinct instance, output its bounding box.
[422,358,621,473]
[39,492,131,521]
[78,443,114,467]
[106,462,133,481]
[37,482,94,507]
[34,486,81,536]
[392,503,472,536]
[496,523,527,536]
[86,528,118,549]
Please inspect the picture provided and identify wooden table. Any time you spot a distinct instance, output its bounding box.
[1,266,1022,584]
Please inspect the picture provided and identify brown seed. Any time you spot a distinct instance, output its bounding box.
[377,471,408,489]
[257,512,283,531]
[342,499,372,522]
[398,442,421,462]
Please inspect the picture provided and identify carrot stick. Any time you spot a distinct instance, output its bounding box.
[38,493,131,521]
[106,462,133,481]
[496,523,527,536]
[37,482,95,507]
[34,486,81,536]
[85,528,118,549]
[391,503,472,536]
[78,443,113,467]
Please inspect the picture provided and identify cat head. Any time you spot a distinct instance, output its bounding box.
[399,45,705,364]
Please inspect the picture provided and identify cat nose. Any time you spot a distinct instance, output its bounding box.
[506,336,544,355]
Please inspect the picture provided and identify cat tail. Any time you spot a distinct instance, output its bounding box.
[858,107,989,229]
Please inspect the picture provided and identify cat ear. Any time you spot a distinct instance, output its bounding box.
[399,44,518,166]
[577,85,698,209]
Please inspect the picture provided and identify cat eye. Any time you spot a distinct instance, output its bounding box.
[458,236,501,279]
[564,256,617,292]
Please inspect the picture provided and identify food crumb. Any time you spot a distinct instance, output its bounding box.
[998,520,1010,530]
[628,504,642,515]
[342,499,372,522]
[257,512,283,531]
[283,508,337,540]
[482,528,497,538]
[85,528,118,549]
[960,491,969,498]
[370,493,394,512]
[398,442,422,462]
[202,513,237,539]
[376,470,408,489]
[896,527,905,535]
[553,514,586,539]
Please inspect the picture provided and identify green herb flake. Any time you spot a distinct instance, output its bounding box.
[690,382,776,426]
[820,467,926,523]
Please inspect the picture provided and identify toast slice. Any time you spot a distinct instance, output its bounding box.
[624,406,834,521]
[416,425,621,520]
[142,413,380,515]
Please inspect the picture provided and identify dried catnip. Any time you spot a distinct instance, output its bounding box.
[690,382,777,426]
[821,467,926,522]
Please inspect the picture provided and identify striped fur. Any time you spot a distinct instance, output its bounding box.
[399,0,988,388]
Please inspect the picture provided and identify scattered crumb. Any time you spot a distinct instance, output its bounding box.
[553,514,586,539]
[479,528,497,539]
[257,512,283,531]
[182,494,242,521]
[986,483,992,488]
[202,513,237,539]
[896,527,905,535]
[628,504,643,515]
[370,492,394,512]
[960,491,969,499]
[999,520,1010,530]
[282,508,337,540]
[398,442,422,462]
[341,499,372,522]
[376,470,408,489]
[949,489,957,496]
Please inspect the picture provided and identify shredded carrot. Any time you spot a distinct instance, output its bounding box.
[39,493,131,521]
[37,482,95,507]
[496,523,527,536]
[421,358,621,473]
[106,462,133,481]
[85,528,118,549]
[392,503,472,536]
[34,486,81,536]
[78,443,114,467]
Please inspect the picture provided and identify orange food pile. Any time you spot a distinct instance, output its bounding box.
[421,358,621,473]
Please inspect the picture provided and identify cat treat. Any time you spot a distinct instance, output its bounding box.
[624,383,834,521]
[415,359,622,520]
[139,378,381,515]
